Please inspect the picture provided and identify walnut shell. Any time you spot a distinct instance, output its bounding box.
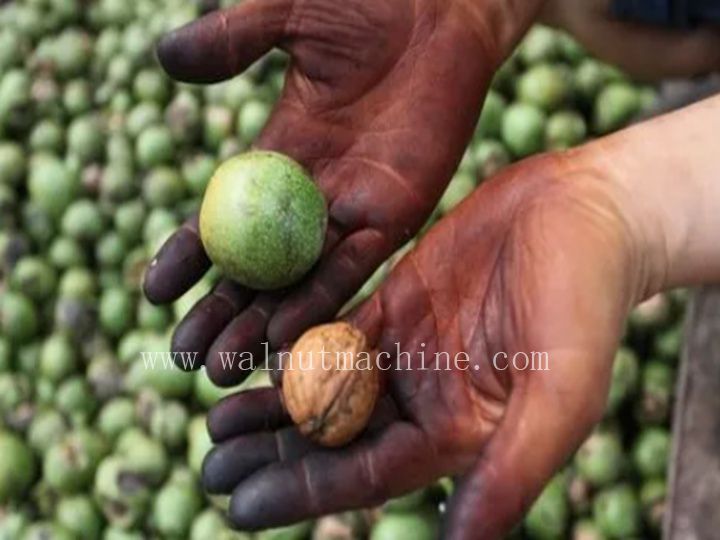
[282,322,379,447]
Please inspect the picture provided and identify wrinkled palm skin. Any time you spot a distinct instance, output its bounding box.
[143,0,545,385]
[202,153,646,538]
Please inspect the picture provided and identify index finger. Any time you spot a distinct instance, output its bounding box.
[143,216,212,304]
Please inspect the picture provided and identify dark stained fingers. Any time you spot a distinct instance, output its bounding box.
[205,294,281,386]
[267,228,390,348]
[171,280,255,370]
[226,421,438,530]
[156,0,294,83]
[207,386,291,443]
[143,215,211,304]
[203,424,317,494]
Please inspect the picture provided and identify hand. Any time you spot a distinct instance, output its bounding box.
[541,0,720,79]
[142,0,545,385]
[200,150,650,538]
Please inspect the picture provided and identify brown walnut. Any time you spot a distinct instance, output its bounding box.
[282,322,380,447]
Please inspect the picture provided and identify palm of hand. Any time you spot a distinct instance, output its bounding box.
[203,155,638,539]
[144,0,514,387]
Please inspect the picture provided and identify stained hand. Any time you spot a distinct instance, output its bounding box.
[143,0,544,386]
[202,151,649,538]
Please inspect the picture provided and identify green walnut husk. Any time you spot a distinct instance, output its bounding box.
[199,151,327,290]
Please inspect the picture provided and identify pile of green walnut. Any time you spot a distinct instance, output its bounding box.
[0,0,675,537]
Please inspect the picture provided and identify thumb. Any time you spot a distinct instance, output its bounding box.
[443,351,610,540]
[157,0,293,83]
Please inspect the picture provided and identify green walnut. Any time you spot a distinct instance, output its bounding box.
[199,151,327,290]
